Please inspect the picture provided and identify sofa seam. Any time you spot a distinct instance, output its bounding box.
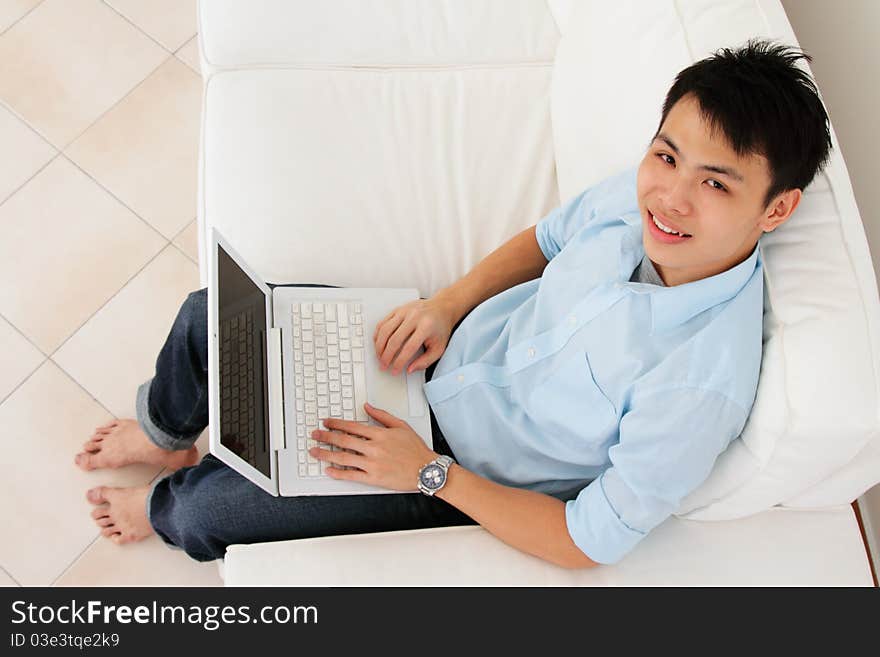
[200,61,555,74]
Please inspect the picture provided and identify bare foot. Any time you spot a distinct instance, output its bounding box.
[75,419,199,471]
[87,485,154,545]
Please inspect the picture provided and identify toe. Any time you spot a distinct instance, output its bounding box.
[75,453,96,470]
[86,486,111,505]
[102,527,120,539]
[82,440,101,453]
[97,419,119,430]
[96,517,114,528]
[90,506,109,520]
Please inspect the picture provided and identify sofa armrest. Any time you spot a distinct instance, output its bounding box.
[222,506,873,586]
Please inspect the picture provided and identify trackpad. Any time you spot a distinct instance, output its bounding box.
[370,366,425,419]
[370,368,410,419]
[406,371,426,417]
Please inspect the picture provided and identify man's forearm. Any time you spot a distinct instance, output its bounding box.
[434,225,548,325]
[435,464,598,570]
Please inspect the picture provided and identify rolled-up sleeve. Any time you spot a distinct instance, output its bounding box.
[534,188,591,262]
[564,386,750,564]
[535,166,638,262]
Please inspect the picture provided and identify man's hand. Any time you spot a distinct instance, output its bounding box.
[372,296,458,376]
[310,402,438,491]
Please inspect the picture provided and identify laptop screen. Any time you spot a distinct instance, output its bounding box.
[217,244,271,477]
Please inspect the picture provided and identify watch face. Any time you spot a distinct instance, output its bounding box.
[420,464,445,490]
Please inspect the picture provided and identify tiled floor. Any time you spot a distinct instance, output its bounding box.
[0,0,223,586]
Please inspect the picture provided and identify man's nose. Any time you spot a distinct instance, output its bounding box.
[659,178,694,216]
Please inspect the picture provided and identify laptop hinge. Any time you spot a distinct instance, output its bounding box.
[266,327,286,451]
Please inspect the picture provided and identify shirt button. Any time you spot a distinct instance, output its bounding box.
[527,347,536,358]
[456,374,464,382]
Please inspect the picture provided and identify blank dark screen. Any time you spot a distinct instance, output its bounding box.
[218,245,270,477]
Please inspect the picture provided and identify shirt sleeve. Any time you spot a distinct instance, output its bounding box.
[534,166,639,262]
[534,187,592,262]
[564,386,750,565]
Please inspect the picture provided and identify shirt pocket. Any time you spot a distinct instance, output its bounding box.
[526,350,618,447]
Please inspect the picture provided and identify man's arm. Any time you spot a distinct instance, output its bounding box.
[436,464,599,570]
[434,225,548,325]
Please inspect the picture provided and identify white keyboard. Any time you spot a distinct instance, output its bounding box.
[291,300,368,478]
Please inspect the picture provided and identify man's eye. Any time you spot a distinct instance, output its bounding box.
[658,153,674,166]
[707,180,726,192]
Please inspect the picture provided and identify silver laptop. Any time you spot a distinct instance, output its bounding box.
[207,227,432,496]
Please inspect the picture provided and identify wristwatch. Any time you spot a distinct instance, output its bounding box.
[417,455,455,496]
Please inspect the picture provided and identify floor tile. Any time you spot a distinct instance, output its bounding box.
[0,156,167,354]
[175,34,201,75]
[0,0,41,34]
[0,566,20,587]
[54,532,223,587]
[0,102,55,203]
[0,361,163,586]
[54,245,199,420]
[106,0,198,53]
[0,315,44,403]
[66,57,201,239]
[0,0,167,147]
[173,220,200,263]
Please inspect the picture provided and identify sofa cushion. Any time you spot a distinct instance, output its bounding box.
[198,64,561,298]
[197,0,560,71]
[549,0,880,519]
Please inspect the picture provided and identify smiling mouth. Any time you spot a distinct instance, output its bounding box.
[649,211,692,238]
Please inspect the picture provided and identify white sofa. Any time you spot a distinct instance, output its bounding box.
[195,0,879,585]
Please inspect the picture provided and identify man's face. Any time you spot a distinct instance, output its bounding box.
[636,94,799,286]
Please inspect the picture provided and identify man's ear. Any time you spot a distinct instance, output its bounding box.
[761,188,802,233]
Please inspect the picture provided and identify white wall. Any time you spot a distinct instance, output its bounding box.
[779,0,880,581]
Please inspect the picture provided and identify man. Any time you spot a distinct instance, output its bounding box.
[76,39,831,567]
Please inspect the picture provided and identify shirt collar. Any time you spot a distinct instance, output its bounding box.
[616,219,763,335]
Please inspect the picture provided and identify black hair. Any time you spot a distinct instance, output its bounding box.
[654,38,833,209]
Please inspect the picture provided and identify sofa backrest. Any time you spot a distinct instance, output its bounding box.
[196,0,562,298]
[550,0,880,518]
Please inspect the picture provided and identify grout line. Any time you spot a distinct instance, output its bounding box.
[49,535,102,587]
[101,0,197,57]
[100,0,175,56]
[1,11,172,154]
[0,176,190,408]
[59,152,171,242]
[0,0,45,37]
[0,96,58,151]
[170,239,198,266]
[0,356,46,407]
[169,216,196,242]
[0,309,49,357]
[173,33,198,56]
[59,53,171,151]
[0,309,49,407]
[169,217,199,264]
[0,149,60,210]
[47,240,172,361]
[50,467,173,587]
[0,563,22,587]
[173,35,200,75]
[174,51,200,76]
[0,96,57,149]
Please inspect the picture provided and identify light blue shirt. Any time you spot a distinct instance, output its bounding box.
[424,166,763,564]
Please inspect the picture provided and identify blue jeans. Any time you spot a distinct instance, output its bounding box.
[137,285,476,562]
